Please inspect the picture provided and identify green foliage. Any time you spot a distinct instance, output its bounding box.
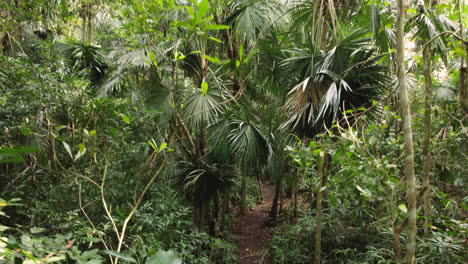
[0,198,103,264]
[1,1,466,264]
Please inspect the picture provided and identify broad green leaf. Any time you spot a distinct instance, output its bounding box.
[407,8,416,15]
[148,140,158,151]
[146,250,182,264]
[201,81,208,95]
[30,227,46,234]
[204,24,230,30]
[148,51,159,69]
[239,44,244,61]
[74,144,87,161]
[313,149,322,156]
[196,0,210,21]
[184,6,195,18]
[62,142,73,159]
[159,142,168,152]
[45,256,66,263]
[56,125,67,131]
[203,55,221,64]
[235,60,241,68]
[356,185,372,197]
[89,130,96,137]
[22,250,37,261]
[120,114,130,125]
[207,36,223,43]
[79,143,86,153]
[103,250,137,263]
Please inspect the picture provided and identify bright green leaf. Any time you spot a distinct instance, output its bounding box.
[201,81,208,95]
[398,204,408,213]
[204,24,230,30]
[120,114,130,125]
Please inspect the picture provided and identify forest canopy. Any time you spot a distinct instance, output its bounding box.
[0,0,467,263]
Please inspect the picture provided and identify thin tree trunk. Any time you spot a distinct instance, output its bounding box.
[279,184,284,215]
[422,46,432,238]
[268,183,280,224]
[220,191,229,232]
[87,5,93,44]
[396,0,417,263]
[240,172,247,215]
[292,172,298,218]
[314,154,325,264]
[458,0,468,119]
[81,10,87,42]
[257,175,264,202]
[461,66,468,118]
[393,224,403,264]
[211,195,220,236]
[200,199,208,232]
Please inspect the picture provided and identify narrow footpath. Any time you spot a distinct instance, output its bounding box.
[234,182,275,264]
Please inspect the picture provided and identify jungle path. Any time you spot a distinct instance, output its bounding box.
[234,182,275,264]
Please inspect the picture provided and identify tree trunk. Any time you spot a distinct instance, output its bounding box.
[461,65,468,119]
[81,10,87,42]
[257,175,264,202]
[458,0,468,119]
[292,172,298,218]
[393,225,403,264]
[422,46,432,238]
[200,199,209,232]
[268,183,280,224]
[279,184,284,215]
[396,0,417,263]
[87,5,93,44]
[240,172,247,215]
[210,195,220,236]
[314,154,325,264]
[220,191,229,232]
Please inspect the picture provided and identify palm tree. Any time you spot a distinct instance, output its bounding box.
[281,29,389,137]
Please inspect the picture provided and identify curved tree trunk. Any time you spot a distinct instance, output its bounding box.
[396,0,417,263]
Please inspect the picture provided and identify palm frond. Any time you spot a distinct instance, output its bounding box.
[182,84,223,130]
[281,29,390,137]
[225,0,283,42]
[228,120,269,172]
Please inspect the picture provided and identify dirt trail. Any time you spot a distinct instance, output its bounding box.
[234,182,275,264]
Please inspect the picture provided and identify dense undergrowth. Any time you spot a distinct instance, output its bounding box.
[1,0,468,263]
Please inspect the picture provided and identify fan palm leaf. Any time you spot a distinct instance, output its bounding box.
[281,29,389,136]
[224,0,283,42]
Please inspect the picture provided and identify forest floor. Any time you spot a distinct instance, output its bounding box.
[234,182,275,264]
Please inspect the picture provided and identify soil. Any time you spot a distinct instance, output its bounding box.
[234,182,275,264]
